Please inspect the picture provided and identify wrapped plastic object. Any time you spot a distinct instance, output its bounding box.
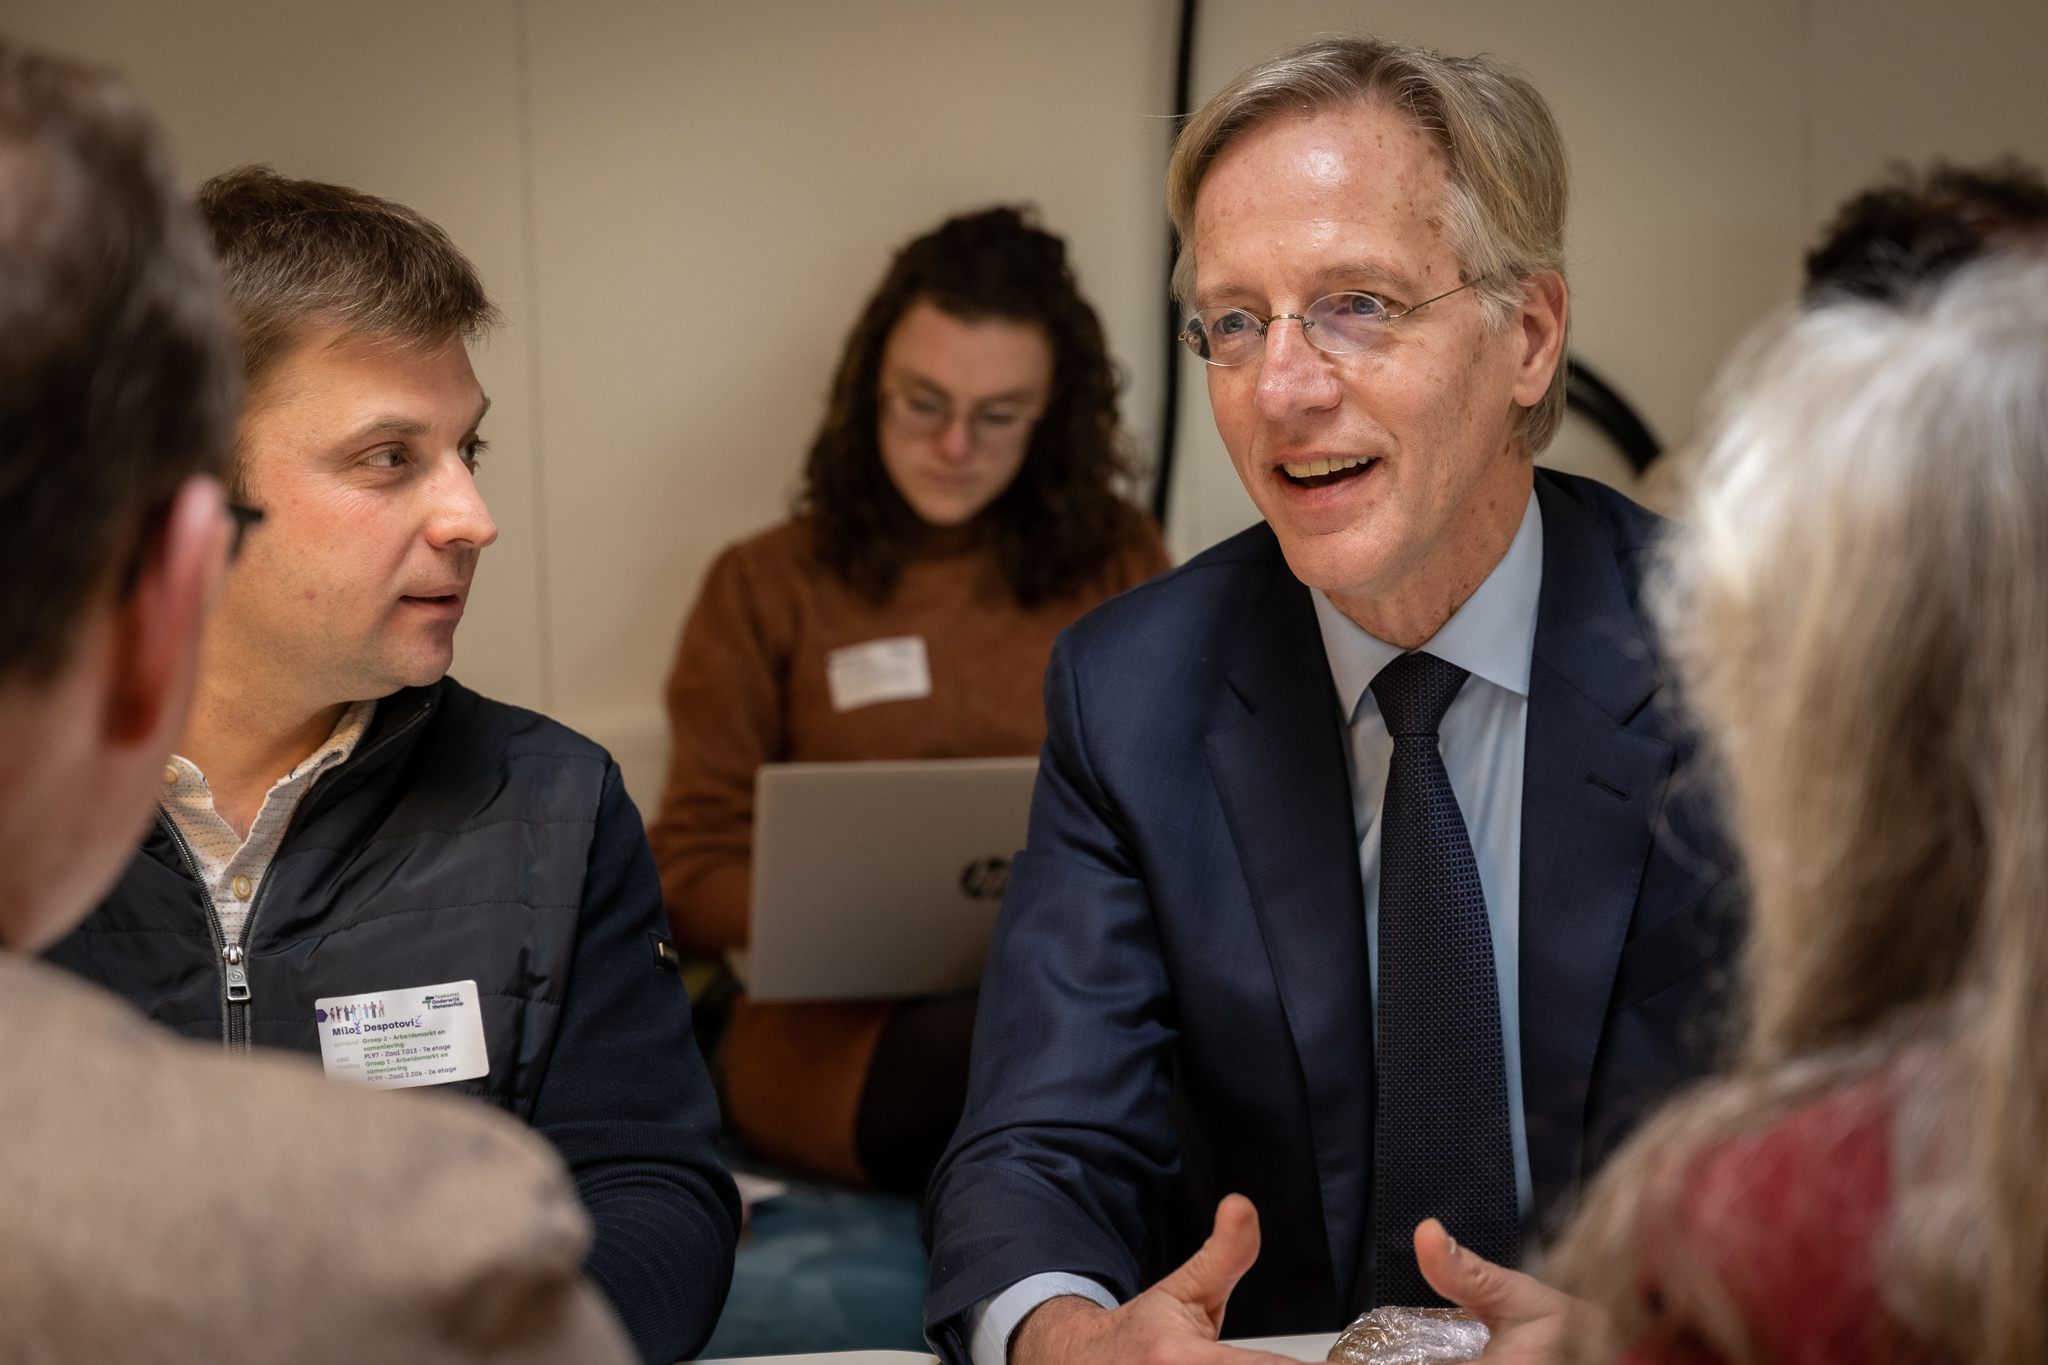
[1326,1305,1490,1364]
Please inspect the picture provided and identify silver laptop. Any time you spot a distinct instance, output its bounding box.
[742,757,1039,1002]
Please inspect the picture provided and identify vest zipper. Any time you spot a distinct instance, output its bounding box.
[158,815,254,1054]
[222,943,251,1048]
[222,873,287,1055]
[159,695,438,1056]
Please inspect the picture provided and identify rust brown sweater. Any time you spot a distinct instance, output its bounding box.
[649,516,1171,1183]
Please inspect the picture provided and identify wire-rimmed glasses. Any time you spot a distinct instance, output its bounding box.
[114,497,266,598]
[1180,279,1483,367]
[881,386,1043,449]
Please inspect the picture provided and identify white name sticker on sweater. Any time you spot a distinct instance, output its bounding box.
[314,979,489,1090]
[825,635,932,712]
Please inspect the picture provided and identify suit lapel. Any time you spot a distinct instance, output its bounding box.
[1519,476,1675,1222]
[1204,545,1374,1305]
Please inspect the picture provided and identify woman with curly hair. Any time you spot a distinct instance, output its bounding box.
[648,207,1169,1193]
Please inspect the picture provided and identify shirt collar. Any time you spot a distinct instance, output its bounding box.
[1312,487,1544,722]
[304,697,376,776]
[166,697,378,796]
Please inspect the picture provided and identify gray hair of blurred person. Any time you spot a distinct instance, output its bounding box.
[1549,256,2048,1365]
[1166,35,1570,453]
[0,42,238,683]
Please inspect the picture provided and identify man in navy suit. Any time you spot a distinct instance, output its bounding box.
[923,36,1738,1365]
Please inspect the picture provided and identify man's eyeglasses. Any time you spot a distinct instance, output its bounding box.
[1180,280,1483,367]
[882,387,1042,450]
[115,498,266,600]
[227,502,264,562]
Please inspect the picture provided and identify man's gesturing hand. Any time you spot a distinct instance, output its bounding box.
[1412,1219,1613,1365]
[1009,1195,1303,1365]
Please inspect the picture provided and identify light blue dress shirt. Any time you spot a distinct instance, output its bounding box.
[1308,487,1541,1224]
[965,490,1544,1365]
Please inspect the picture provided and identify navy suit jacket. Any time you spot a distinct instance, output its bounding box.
[922,471,1740,1357]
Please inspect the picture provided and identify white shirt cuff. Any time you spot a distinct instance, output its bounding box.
[965,1272,1120,1365]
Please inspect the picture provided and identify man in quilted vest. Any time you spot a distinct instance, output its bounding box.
[40,164,738,1365]
[0,39,644,1364]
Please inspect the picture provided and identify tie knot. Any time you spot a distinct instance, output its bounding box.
[1369,651,1470,738]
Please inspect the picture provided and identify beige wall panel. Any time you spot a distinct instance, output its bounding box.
[520,0,1178,761]
[1807,0,2048,229]
[12,0,2046,809]
[6,0,549,710]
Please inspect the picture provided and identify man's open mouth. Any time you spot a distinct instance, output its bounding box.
[1281,455,1376,488]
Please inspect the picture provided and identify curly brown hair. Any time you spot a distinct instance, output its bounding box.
[800,206,1146,607]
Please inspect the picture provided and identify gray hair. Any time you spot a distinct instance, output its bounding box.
[1167,36,1570,452]
[1551,255,2048,1364]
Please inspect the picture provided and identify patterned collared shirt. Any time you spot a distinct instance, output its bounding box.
[158,699,376,946]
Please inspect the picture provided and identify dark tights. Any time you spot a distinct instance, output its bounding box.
[853,989,978,1198]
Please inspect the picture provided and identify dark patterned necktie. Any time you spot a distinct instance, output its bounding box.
[1368,650,1519,1306]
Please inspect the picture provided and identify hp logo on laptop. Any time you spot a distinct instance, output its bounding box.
[958,856,1011,901]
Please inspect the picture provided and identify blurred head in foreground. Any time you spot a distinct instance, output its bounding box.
[0,41,237,950]
[1554,256,2048,1363]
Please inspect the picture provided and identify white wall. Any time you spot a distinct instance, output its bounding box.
[10,0,2046,811]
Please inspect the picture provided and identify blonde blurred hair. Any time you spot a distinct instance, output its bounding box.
[1166,35,1569,452]
[1550,255,2048,1364]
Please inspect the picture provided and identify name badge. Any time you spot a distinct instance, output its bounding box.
[314,979,490,1090]
[825,635,932,712]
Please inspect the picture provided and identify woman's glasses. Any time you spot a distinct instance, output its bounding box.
[882,387,1042,450]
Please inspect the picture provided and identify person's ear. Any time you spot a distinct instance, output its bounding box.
[1510,271,1569,410]
[105,474,229,748]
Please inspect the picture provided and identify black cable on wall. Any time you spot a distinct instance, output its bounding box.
[1564,358,1662,472]
[1151,0,1199,526]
